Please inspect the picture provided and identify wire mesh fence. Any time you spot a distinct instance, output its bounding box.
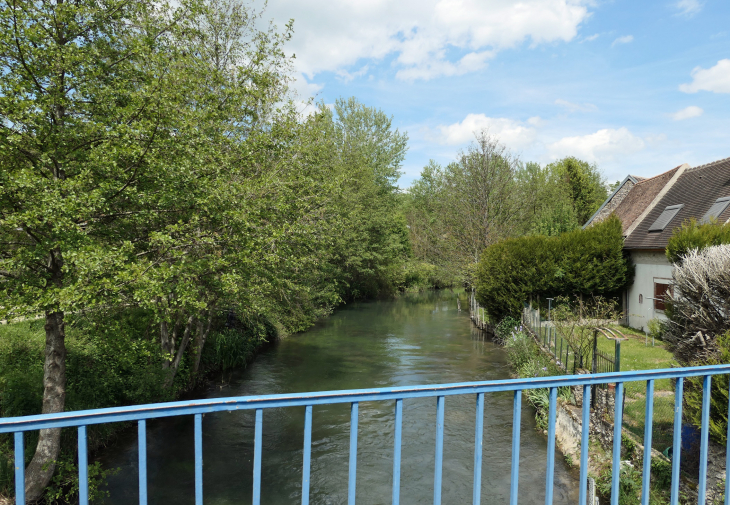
[522,304,677,455]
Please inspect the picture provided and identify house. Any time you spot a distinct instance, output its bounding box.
[584,157,730,330]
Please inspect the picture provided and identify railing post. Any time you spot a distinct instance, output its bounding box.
[348,402,359,505]
[615,339,621,372]
[14,432,24,505]
[611,382,624,505]
[670,378,683,505]
[194,414,203,505]
[545,387,557,505]
[579,385,591,505]
[510,390,521,505]
[78,426,88,505]
[393,399,403,505]
[302,405,313,505]
[473,393,484,505]
[641,380,654,505]
[138,420,147,505]
[698,376,712,504]
[434,396,445,505]
[253,409,263,505]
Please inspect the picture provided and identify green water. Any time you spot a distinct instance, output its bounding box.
[99,290,578,504]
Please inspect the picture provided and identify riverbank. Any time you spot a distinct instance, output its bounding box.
[0,308,278,502]
[476,313,685,505]
[1,282,458,502]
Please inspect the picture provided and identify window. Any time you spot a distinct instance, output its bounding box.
[648,204,684,232]
[700,196,730,224]
[654,282,672,311]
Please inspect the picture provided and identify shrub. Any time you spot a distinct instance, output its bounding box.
[666,218,730,265]
[664,244,730,366]
[684,331,730,445]
[504,330,571,429]
[475,216,632,321]
[494,316,521,344]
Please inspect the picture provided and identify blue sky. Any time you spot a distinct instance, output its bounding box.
[265,0,730,187]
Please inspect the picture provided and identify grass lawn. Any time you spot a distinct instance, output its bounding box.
[600,325,676,451]
[531,319,677,451]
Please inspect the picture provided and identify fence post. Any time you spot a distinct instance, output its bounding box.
[559,338,563,364]
[591,330,598,409]
[615,339,621,373]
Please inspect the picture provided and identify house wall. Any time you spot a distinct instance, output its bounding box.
[626,250,674,330]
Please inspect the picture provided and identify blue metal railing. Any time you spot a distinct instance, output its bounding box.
[4,365,730,505]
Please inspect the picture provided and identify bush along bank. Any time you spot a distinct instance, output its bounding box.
[492,318,679,504]
[0,308,277,503]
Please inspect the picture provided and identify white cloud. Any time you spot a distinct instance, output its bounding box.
[555,98,598,112]
[679,59,730,94]
[611,35,634,47]
[265,0,592,82]
[671,106,703,120]
[335,65,369,83]
[582,33,599,42]
[547,128,645,163]
[674,0,703,17]
[434,114,538,148]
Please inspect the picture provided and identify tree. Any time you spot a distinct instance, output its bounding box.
[515,161,580,237]
[545,157,607,225]
[311,98,411,301]
[0,1,209,497]
[0,0,303,497]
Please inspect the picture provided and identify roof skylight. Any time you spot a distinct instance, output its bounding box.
[648,204,684,232]
[700,196,730,224]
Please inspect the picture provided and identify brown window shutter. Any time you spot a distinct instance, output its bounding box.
[654,283,671,311]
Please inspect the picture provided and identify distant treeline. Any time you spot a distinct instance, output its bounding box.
[403,133,609,286]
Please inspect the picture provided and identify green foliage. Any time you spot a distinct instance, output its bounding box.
[44,458,116,504]
[546,157,608,225]
[516,161,581,237]
[475,215,632,321]
[596,464,643,505]
[646,318,666,342]
[684,331,730,445]
[494,316,522,344]
[503,330,571,429]
[202,315,277,372]
[666,219,730,264]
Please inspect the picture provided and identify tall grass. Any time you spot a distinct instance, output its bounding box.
[502,326,571,429]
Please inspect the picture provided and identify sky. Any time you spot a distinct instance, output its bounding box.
[263,0,730,187]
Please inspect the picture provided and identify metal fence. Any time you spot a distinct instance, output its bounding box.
[523,305,684,458]
[3,366,730,505]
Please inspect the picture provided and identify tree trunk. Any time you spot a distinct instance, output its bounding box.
[165,316,194,387]
[160,319,172,369]
[24,310,67,503]
[192,310,214,377]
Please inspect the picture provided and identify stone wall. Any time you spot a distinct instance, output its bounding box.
[591,179,636,225]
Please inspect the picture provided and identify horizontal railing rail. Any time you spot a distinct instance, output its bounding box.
[5,364,730,505]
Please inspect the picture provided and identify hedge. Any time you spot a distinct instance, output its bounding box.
[475,215,633,321]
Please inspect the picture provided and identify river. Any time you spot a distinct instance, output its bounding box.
[98,290,578,504]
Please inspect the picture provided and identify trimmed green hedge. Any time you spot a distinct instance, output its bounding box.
[666,218,730,264]
[475,216,632,321]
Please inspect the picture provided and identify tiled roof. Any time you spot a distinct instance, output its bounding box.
[612,166,681,234]
[624,157,730,250]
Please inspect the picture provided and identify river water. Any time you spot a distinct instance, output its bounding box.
[98,290,578,504]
